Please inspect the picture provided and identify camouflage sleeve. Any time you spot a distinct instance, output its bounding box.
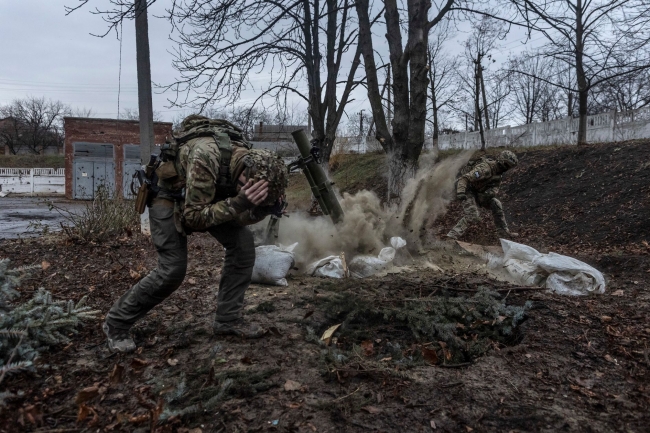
[456,177,469,195]
[232,209,269,227]
[460,162,493,188]
[182,139,237,231]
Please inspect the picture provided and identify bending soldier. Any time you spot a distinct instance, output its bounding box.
[103,115,288,352]
[447,150,518,240]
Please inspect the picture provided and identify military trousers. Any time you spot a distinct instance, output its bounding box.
[448,192,508,238]
[106,199,256,331]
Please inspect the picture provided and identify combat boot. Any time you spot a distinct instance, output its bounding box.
[103,322,137,353]
[213,319,266,339]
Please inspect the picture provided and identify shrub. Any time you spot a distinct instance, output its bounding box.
[50,185,140,243]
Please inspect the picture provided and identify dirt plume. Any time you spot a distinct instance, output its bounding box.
[278,151,472,265]
[400,150,473,248]
[277,190,397,266]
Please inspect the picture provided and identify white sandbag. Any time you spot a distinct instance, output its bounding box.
[390,237,407,250]
[306,255,346,278]
[251,244,296,286]
[349,247,397,278]
[499,239,605,295]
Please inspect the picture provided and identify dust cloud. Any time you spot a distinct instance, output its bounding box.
[278,190,397,266]
[277,150,473,266]
[399,150,473,248]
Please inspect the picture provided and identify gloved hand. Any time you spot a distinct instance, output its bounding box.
[229,179,269,214]
[256,196,288,218]
[456,193,467,201]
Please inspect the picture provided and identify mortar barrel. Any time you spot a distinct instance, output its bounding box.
[291,129,344,224]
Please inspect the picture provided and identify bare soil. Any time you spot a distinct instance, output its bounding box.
[1,140,649,432]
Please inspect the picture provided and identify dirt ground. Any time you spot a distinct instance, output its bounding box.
[1,140,650,432]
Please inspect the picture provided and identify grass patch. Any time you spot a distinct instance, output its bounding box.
[0,155,64,168]
[286,152,386,210]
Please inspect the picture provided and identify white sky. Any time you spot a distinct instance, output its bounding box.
[0,1,541,124]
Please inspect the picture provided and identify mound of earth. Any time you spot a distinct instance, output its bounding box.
[435,140,650,257]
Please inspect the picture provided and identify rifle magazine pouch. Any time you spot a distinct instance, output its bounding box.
[135,185,149,214]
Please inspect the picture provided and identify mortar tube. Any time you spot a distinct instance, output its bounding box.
[291,129,344,224]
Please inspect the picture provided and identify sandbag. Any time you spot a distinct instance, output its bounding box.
[500,239,605,295]
[306,256,346,278]
[251,243,297,286]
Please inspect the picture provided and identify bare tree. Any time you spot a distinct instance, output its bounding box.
[508,55,554,124]
[120,108,163,122]
[68,0,369,163]
[0,97,70,155]
[427,28,460,142]
[355,0,470,199]
[509,0,650,144]
[165,0,367,163]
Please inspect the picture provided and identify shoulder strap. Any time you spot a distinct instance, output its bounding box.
[213,132,232,188]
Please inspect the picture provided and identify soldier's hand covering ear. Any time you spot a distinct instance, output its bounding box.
[230,179,269,213]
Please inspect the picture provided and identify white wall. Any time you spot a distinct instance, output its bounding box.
[437,108,650,150]
[0,168,65,195]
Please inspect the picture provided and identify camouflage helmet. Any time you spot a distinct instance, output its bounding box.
[232,148,288,206]
[497,150,518,169]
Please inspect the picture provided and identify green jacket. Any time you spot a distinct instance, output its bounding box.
[456,159,503,197]
[156,136,264,232]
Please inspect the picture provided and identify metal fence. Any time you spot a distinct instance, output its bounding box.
[0,168,65,195]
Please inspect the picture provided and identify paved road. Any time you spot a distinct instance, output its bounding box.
[0,197,86,239]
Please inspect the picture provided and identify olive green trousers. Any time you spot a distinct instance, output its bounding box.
[106,200,255,330]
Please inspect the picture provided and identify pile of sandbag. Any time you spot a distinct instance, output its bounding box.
[499,239,605,296]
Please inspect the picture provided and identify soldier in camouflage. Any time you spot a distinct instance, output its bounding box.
[103,115,288,352]
[446,150,518,241]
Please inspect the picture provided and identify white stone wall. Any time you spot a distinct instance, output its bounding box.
[436,109,647,150]
[0,168,65,195]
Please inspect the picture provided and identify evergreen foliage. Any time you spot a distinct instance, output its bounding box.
[0,259,100,385]
[318,287,531,364]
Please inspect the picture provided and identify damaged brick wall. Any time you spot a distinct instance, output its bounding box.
[64,117,172,199]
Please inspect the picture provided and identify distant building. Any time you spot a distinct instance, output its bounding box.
[249,122,306,156]
[64,117,172,200]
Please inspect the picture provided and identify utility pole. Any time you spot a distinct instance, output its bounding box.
[134,0,155,234]
[135,0,155,164]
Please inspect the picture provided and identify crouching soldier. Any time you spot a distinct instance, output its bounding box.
[103,115,288,352]
[446,150,518,240]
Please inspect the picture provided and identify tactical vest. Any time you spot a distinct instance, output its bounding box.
[458,156,495,177]
[157,120,251,201]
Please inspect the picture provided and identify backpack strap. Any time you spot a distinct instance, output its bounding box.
[213,132,232,189]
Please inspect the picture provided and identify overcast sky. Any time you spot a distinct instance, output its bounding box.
[0,1,538,124]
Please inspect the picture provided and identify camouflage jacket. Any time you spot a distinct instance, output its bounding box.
[156,136,264,231]
[456,159,503,197]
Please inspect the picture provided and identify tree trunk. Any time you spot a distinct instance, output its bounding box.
[474,59,486,150]
[479,63,490,131]
[575,0,588,145]
[428,46,439,141]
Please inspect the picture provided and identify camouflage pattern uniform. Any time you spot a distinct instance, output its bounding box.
[447,151,517,239]
[106,117,287,339]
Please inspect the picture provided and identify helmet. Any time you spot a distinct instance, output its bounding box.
[232,148,288,206]
[497,150,518,169]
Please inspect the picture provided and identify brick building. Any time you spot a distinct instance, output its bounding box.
[64,117,172,199]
